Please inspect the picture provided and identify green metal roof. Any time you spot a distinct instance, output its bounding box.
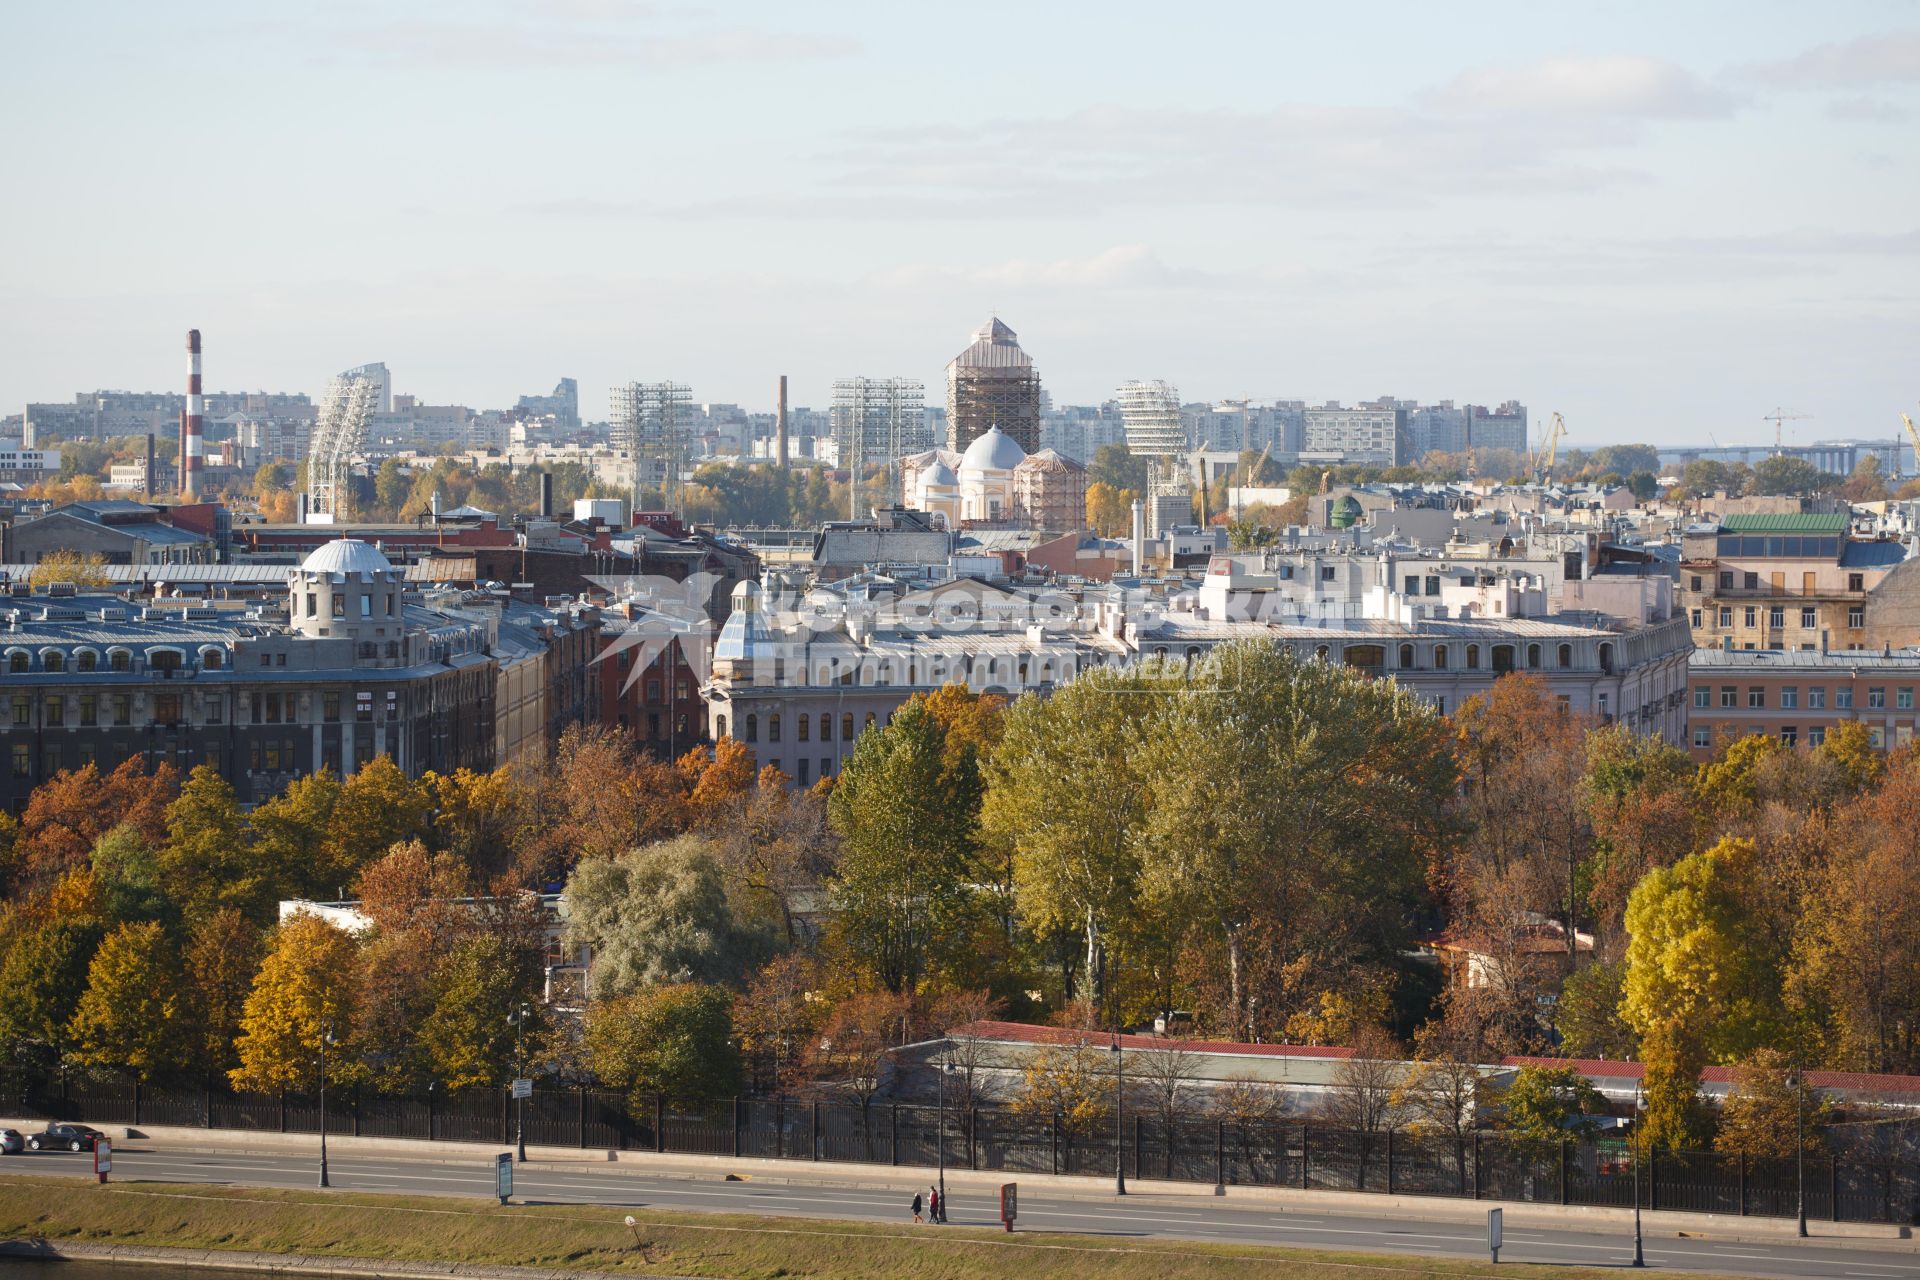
[1719,513,1849,534]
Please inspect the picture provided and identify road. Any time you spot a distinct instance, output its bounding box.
[8,1143,1919,1280]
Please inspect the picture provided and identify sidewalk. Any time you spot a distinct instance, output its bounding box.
[10,1115,1913,1251]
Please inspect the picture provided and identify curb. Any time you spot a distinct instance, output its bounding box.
[0,1239,702,1280]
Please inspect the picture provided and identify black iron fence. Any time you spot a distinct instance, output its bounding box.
[11,1079,1917,1225]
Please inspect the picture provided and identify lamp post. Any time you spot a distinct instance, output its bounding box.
[318,1019,335,1189]
[937,1058,954,1214]
[1794,1063,1808,1238]
[508,1002,530,1163]
[1630,1085,1644,1268]
[1111,1032,1127,1196]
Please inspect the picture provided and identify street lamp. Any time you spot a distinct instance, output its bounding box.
[1111,1032,1127,1196]
[318,1019,335,1189]
[508,1002,531,1163]
[1794,1063,1808,1238]
[937,1058,954,1217]
[1629,1085,1644,1268]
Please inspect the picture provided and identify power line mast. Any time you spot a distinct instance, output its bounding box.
[306,372,378,523]
[611,381,693,516]
[832,376,927,518]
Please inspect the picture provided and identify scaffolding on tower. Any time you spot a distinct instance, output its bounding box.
[306,372,379,523]
[611,381,694,515]
[832,376,928,517]
[1118,379,1191,537]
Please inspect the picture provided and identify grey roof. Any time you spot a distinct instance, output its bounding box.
[1840,540,1908,568]
[1689,647,1920,670]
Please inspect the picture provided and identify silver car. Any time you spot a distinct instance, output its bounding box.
[0,1129,23,1155]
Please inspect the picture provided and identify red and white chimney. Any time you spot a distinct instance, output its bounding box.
[182,329,204,499]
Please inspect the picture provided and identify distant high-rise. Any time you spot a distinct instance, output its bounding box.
[610,381,693,511]
[516,377,579,429]
[1116,381,1185,459]
[945,318,1041,454]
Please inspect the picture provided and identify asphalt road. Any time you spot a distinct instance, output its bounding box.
[7,1143,1919,1280]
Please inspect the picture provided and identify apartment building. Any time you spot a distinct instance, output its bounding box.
[1686,648,1920,757]
[1678,513,1906,651]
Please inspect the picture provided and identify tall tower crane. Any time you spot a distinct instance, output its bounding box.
[1532,412,1568,484]
[1763,407,1810,454]
[1902,412,1920,477]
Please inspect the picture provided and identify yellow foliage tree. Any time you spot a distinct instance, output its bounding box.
[27,549,112,589]
[69,921,188,1080]
[229,912,360,1092]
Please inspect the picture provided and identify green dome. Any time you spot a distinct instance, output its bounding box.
[1328,495,1364,529]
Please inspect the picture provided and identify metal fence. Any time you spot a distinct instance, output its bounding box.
[13,1079,1918,1224]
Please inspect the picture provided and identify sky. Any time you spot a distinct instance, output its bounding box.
[2,1,1917,446]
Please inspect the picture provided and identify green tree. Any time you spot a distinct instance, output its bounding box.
[1498,1065,1607,1144]
[1088,443,1149,493]
[1714,1048,1830,1158]
[418,933,546,1089]
[90,824,173,926]
[1751,455,1832,497]
[1138,640,1456,1036]
[983,665,1175,1013]
[563,834,740,998]
[229,912,360,1092]
[827,700,983,993]
[585,983,742,1103]
[373,458,413,515]
[0,919,101,1073]
[1555,959,1637,1059]
[249,769,342,900]
[69,921,188,1080]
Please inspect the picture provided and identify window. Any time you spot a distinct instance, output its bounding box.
[75,650,96,672]
[714,714,727,739]
[1801,607,1817,628]
[42,651,63,673]
[1425,576,1439,595]
[1491,644,1516,674]
[1837,688,1854,709]
[865,711,876,731]
[1748,687,1766,708]
[1781,726,1798,747]
[797,759,810,786]
[43,696,61,727]
[1558,644,1572,668]
[384,594,394,617]
[1434,645,1449,668]
[206,695,222,725]
[1719,571,1734,590]
[385,690,398,721]
[79,695,95,727]
[1691,609,1703,628]
[1743,607,1757,628]
[331,595,345,618]
[1719,607,1733,627]
[1808,687,1826,709]
[1902,688,1915,711]
[1693,726,1712,748]
[1598,643,1615,673]
[203,649,222,670]
[10,696,28,727]
[306,593,317,617]
[820,713,832,742]
[1320,566,1335,581]
[1809,726,1826,746]
[1869,687,1886,709]
[260,654,271,668]
[1691,575,1703,592]
[319,691,335,723]
[154,694,181,725]
[744,714,757,743]
[1849,606,1864,628]
[1769,606,1784,628]
[768,714,781,743]
[798,714,810,742]
[112,695,130,726]
[360,595,372,618]
[1526,643,1542,669]
[6,652,25,674]
[1465,644,1480,670]
[1398,644,1414,668]
[1870,726,1886,749]
[11,744,28,778]
[109,649,130,672]
[843,713,854,740]
[1719,686,1736,708]
[1849,573,1865,592]
[265,692,280,724]
[1780,687,1798,709]
[1744,572,1759,590]
[1694,687,1710,708]
[356,692,373,722]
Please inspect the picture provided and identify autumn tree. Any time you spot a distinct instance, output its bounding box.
[826,700,983,993]
[1010,1039,1112,1138]
[1581,724,1701,940]
[681,736,758,827]
[158,764,261,922]
[182,907,263,1074]
[418,932,546,1089]
[248,768,342,900]
[69,921,189,1080]
[1497,1065,1607,1145]
[732,952,827,1092]
[802,989,917,1121]
[27,548,113,589]
[427,767,522,880]
[0,918,102,1073]
[516,725,688,882]
[1316,1025,1408,1185]
[712,766,836,945]
[347,841,476,1091]
[90,824,173,927]
[1714,1048,1830,1158]
[564,834,743,998]
[16,759,176,891]
[229,912,360,1093]
[587,983,743,1104]
[327,755,433,883]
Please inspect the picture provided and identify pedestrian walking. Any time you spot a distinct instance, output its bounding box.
[929,1186,941,1224]
[910,1191,923,1223]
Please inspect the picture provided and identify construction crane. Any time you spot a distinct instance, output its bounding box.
[1903,412,1920,476]
[1763,407,1810,454]
[1532,412,1568,484]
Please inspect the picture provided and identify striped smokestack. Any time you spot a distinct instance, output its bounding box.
[182,329,204,499]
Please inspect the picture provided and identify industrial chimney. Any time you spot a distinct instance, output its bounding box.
[539,470,554,519]
[1130,498,1145,577]
[182,329,204,499]
[145,433,155,498]
[775,375,790,470]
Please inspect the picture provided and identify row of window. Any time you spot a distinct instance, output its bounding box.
[1694,605,1863,630]
[2,645,227,674]
[719,709,880,746]
[1694,684,1915,711]
[1695,565,1862,589]
[300,591,397,620]
[4,689,408,729]
[1691,724,1901,751]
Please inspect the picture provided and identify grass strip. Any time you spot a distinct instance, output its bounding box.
[0,1174,1683,1280]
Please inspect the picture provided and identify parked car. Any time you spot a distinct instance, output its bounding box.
[0,1129,22,1155]
[26,1123,102,1152]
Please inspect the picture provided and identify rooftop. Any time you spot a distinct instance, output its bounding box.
[1690,647,1920,669]
[1720,513,1850,535]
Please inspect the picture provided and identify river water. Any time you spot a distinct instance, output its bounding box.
[2,1262,256,1280]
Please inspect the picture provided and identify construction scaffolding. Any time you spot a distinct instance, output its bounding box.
[945,317,1042,453]
[832,377,928,515]
[1118,379,1192,536]
[306,372,379,523]
[610,381,694,512]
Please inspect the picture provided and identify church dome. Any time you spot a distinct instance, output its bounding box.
[299,538,393,576]
[921,459,959,487]
[960,426,1027,473]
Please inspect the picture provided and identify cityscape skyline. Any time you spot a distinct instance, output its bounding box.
[3,2,1916,443]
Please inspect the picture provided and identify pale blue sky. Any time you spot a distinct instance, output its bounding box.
[3,1,1917,444]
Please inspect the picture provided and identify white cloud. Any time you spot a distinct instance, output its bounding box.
[1825,94,1913,121]
[1425,54,1737,118]
[872,244,1222,291]
[1747,29,1920,87]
